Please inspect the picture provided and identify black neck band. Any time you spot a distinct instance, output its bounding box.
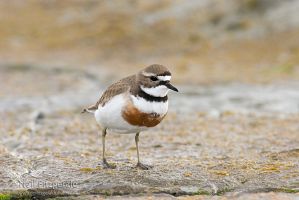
[136,89,168,102]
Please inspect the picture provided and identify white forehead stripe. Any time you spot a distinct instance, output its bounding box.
[142,72,155,77]
[141,85,170,97]
[158,75,171,81]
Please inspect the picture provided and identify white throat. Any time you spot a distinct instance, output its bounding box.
[141,85,170,97]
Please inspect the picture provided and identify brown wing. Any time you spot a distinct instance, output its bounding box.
[82,75,135,113]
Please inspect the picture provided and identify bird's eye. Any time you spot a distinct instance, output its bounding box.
[150,76,158,81]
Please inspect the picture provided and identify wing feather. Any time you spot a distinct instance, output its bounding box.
[82,75,135,113]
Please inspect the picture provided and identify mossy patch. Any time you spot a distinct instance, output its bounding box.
[193,189,210,195]
[0,190,31,200]
[79,167,102,173]
[275,188,299,193]
[0,194,11,200]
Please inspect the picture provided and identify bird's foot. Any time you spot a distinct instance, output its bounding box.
[102,159,116,169]
[136,162,153,170]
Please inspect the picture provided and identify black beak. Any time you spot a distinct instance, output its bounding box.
[165,82,179,92]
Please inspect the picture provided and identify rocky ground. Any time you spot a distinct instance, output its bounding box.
[0,0,299,199]
[0,65,298,199]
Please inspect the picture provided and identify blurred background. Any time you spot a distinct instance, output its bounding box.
[1,0,299,87]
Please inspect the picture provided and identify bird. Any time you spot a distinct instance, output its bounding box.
[82,64,178,170]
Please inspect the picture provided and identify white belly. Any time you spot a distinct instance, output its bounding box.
[94,94,147,133]
[94,94,168,134]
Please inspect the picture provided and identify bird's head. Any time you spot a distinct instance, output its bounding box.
[137,64,178,97]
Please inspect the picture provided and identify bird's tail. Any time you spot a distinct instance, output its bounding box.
[81,104,98,114]
[81,108,95,114]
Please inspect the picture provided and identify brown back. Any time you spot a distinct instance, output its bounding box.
[83,75,136,112]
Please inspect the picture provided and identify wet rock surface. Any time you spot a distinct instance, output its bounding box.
[0,66,298,199]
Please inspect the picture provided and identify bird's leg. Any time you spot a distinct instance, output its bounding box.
[135,132,153,170]
[102,128,116,169]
